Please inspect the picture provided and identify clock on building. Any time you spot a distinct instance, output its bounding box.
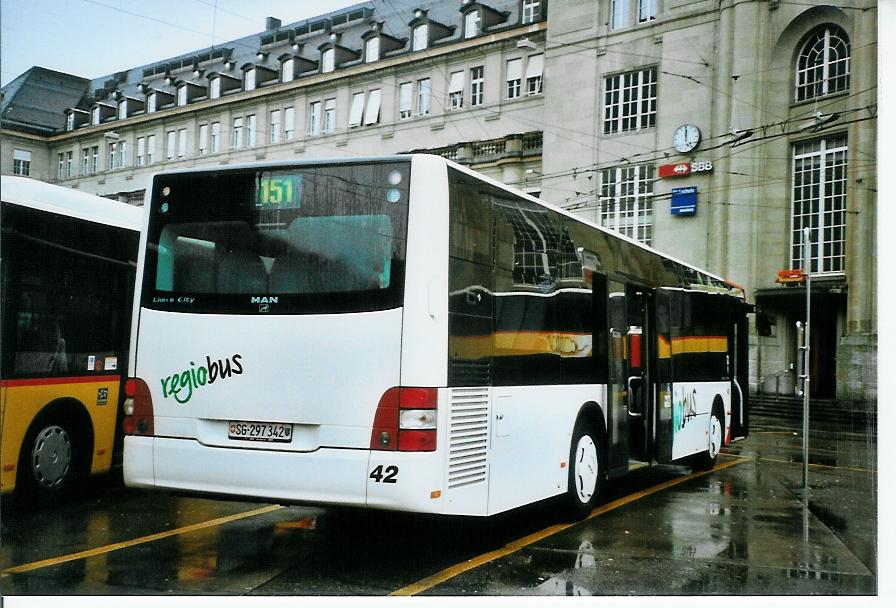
[672,123,701,153]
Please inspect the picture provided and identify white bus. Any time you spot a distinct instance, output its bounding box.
[124,156,750,518]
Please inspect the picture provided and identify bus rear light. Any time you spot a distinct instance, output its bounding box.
[123,377,154,436]
[370,387,438,452]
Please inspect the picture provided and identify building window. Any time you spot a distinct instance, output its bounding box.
[792,135,848,274]
[448,71,465,110]
[147,92,157,113]
[167,131,176,160]
[464,11,480,38]
[92,107,101,125]
[610,0,627,29]
[284,107,295,140]
[57,153,65,179]
[107,142,118,170]
[795,25,850,102]
[245,68,256,91]
[91,146,99,174]
[137,137,146,165]
[82,148,90,175]
[600,165,655,245]
[416,78,431,115]
[119,141,127,167]
[177,86,188,106]
[118,100,128,120]
[470,66,484,106]
[525,54,544,95]
[308,101,321,135]
[210,77,221,99]
[412,24,428,51]
[522,0,540,24]
[349,92,365,128]
[282,58,295,82]
[177,128,188,157]
[639,0,657,23]
[12,149,31,176]
[270,110,281,143]
[321,49,335,73]
[365,37,380,63]
[364,89,382,125]
[246,115,256,147]
[211,122,221,152]
[66,113,75,131]
[399,82,413,119]
[147,135,156,164]
[232,118,244,148]
[199,124,209,154]
[604,67,657,134]
[323,98,336,134]
[66,151,73,177]
[506,58,523,99]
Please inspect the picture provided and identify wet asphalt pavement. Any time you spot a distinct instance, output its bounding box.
[0,413,877,596]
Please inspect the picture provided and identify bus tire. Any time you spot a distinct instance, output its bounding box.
[564,419,603,520]
[695,404,724,471]
[16,411,87,504]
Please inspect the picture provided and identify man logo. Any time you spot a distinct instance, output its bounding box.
[250,296,278,304]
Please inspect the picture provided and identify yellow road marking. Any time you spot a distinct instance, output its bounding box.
[1,504,284,575]
[391,456,749,596]
[759,457,876,474]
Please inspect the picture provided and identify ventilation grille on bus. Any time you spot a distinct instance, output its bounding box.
[447,387,490,489]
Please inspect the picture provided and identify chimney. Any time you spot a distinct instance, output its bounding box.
[266,16,281,31]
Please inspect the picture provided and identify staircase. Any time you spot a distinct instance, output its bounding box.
[750,393,877,431]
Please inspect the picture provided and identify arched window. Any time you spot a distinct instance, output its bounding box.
[795,25,850,102]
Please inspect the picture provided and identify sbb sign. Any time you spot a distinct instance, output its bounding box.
[659,161,713,178]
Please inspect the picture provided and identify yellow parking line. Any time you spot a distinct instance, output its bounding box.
[391,456,749,596]
[1,504,283,575]
[759,457,875,474]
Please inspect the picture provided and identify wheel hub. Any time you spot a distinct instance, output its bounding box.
[574,435,598,503]
[31,425,71,488]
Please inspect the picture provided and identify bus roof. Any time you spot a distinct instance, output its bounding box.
[1,176,143,232]
[145,154,743,299]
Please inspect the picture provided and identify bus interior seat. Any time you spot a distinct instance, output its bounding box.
[217,250,268,293]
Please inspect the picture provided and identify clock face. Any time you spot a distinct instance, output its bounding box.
[673,124,701,153]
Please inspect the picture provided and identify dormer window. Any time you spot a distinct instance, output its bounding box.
[282,57,295,82]
[66,113,75,131]
[178,85,188,106]
[118,99,128,119]
[147,92,157,113]
[210,77,221,99]
[245,68,256,91]
[464,11,480,38]
[90,102,116,125]
[412,24,428,50]
[521,0,541,24]
[322,48,335,73]
[92,107,101,125]
[365,37,380,63]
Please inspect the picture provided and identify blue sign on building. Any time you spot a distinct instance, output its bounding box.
[671,186,697,216]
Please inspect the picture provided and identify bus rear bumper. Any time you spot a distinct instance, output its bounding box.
[124,435,369,507]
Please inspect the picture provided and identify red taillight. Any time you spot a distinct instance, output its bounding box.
[123,377,154,436]
[370,387,438,452]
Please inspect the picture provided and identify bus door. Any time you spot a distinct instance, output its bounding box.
[729,305,751,439]
[625,284,654,466]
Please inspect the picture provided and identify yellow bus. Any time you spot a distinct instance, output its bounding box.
[1,176,141,502]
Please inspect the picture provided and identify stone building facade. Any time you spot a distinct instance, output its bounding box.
[1,0,878,407]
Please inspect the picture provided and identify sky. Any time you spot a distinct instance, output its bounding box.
[1,0,362,87]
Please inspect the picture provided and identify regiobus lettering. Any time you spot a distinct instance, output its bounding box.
[159,354,244,404]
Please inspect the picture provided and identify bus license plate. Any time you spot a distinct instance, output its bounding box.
[228,421,293,443]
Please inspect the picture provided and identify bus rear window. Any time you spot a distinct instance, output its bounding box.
[141,162,409,315]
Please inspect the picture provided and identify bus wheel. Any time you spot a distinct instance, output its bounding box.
[695,407,724,471]
[564,420,603,520]
[17,416,83,503]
